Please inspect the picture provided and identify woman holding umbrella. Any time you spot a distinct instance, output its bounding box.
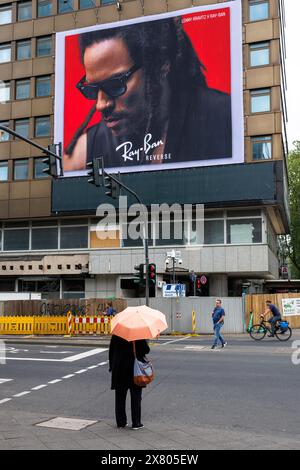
[109,305,168,430]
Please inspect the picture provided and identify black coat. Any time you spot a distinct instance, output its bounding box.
[109,335,150,390]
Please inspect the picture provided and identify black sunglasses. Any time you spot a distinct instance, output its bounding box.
[76,64,140,100]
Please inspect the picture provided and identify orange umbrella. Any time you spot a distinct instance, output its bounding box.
[111,305,168,342]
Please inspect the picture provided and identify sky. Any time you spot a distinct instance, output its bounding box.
[285,0,300,150]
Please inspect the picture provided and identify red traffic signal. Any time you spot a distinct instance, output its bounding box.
[148,263,156,284]
[196,278,201,290]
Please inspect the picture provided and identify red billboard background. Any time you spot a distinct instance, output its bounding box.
[63,7,231,152]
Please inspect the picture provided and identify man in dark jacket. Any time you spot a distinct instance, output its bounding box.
[109,335,150,430]
[64,17,231,171]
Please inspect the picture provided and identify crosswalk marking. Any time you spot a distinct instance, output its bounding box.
[0,378,13,384]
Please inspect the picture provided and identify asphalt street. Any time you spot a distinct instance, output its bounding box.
[0,334,299,450]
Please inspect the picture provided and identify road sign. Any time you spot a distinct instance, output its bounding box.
[163,284,186,298]
[200,275,207,285]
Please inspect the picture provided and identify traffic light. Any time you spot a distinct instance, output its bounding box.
[43,152,58,177]
[196,277,201,290]
[87,158,101,186]
[148,263,156,285]
[133,264,144,287]
[104,173,120,199]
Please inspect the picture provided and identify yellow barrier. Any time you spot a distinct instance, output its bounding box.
[0,315,111,336]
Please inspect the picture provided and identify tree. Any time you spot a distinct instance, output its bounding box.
[281,141,300,278]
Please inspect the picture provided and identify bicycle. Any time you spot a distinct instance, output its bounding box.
[249,316,292,342]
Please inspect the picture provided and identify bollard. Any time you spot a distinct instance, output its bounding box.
[192,309,196,334]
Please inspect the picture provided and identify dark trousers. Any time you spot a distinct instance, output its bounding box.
[115,386,142,427]
[268,315,281,335]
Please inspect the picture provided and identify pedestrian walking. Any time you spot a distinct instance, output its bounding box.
[109,334,150,430]
[104,301,116,316]
[211,299,227,350]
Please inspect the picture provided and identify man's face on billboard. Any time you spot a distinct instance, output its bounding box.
[83,37,147,140]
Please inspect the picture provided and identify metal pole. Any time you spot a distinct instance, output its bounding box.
[173,257,176,284]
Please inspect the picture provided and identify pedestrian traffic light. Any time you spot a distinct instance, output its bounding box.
[87,158,101,186]
[196,277,201,290]
[43,152,58,177]
[133,264,145,287]
[148,263,156,285]
[104,173,120,199]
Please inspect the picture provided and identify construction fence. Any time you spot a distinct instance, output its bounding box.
[245,293,300,329]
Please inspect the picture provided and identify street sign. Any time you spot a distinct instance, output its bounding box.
[200,275,207,285]
[163,284,186,298]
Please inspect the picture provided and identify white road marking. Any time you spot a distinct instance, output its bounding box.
[98,361,108,366]
[31,384,48,391]
[62,374,75,379]
[40,351,72,354]
[0,398,12,404]
[62,348,108,363]
[87,365,98,370]
[0,357,64,362]
[0,378,13,384]
[13,391,31,397]
[75,369,87,374]
[160,336,191,346]
[48,379,62,384]
[36,417,97,431]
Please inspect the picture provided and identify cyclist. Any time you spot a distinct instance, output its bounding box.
[260,300,282,337]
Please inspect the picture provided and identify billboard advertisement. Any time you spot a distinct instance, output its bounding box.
[55,1,243,176]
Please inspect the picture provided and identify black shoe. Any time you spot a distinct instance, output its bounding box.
[222,342,228,348]
[132,424,144,430]
[118,423,128,428]
[267,334,274,338]
[211,345,216,350]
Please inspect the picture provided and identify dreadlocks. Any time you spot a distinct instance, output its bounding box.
[65,17,208,156]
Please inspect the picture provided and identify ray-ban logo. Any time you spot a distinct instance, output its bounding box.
[291,341,300,366]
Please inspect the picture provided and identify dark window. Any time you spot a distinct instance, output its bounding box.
[15,119,30,139]
[0,279,15,291]
[204,220,225,245]
[4,229,30,250]
[31,227,58,249]
[0,161,8,181]
[13,159,29,180]
[227,219,262,244]
[16,79,30,100]
[250,42,270,67]
[35,116,50,137]
[101,0,116,5]
[60,226,88,249]
[251,88,271,113]
[58,0,74,13]
[36,76,51,97]
[36,36,52,57]
[37,0,53,17]
[251,135,272,160]
[17,40,31,60]
[249,0,269,22]
[18,1,32,20]
[34,157,49,178]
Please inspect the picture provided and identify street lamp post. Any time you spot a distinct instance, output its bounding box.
[165,250,182,285]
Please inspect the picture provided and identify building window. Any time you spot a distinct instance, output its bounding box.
[34,157,48,178]
[17,40,31,61]
[101,0,116,5]
[79,0,95,8]
[13,159,29,180]
[4,229,30,251]
[0,81,10,103]
[36,76,51,97]
[63,279,85,300]
[0,122,10,141]
[227,218,262,244]
[36,36,52,57]
[251,136,272,160]
[35,116,50,137]
[0,44,11,64]
[0,161,9,181]
[58,0,74,13]
[37,0,52,17]
[250,42,270,67]
[250,88,271,113]
[60,226,88,249]
[18,1,32,21]
[0,4,12,25]
[16,79,31,100]
[31,227,58,250]
[249,0,269,22]
[15,119,30,138]
[204,220,225,245]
